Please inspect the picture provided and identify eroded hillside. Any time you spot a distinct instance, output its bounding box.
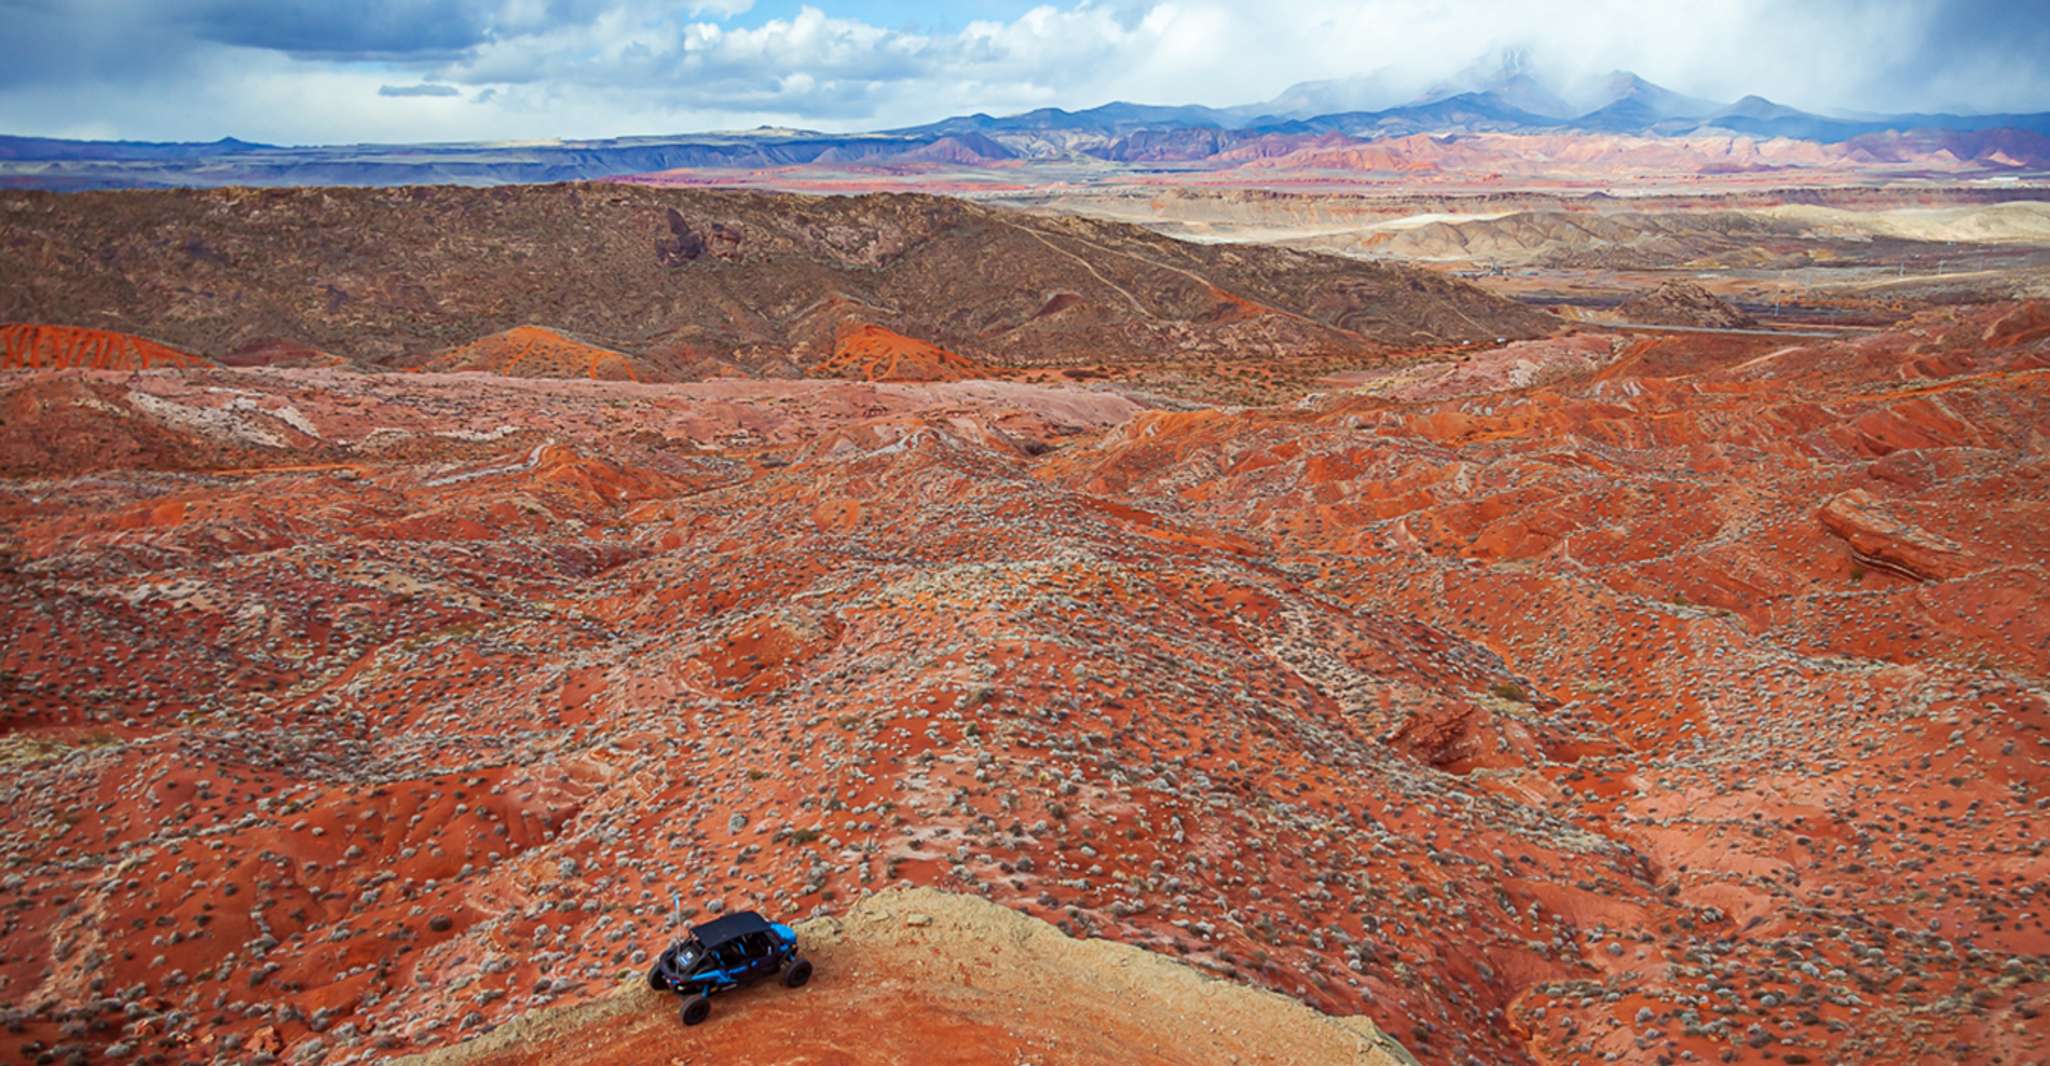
[1,303,2045,1065]
[0,185,1551,375]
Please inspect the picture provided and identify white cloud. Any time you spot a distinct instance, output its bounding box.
[0,0,2044,142]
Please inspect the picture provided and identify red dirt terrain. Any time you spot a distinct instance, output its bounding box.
[418,326,656,382]
[1,323,208,371]
[216,339,351,370]
[0,303,2046,1066]
[812,324,985,382]
[1227,131,2028,182]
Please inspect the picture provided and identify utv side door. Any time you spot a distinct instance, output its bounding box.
[739,932,780,980]
[719,940,760,984]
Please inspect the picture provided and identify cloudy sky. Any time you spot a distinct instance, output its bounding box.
[4,0,2046,144]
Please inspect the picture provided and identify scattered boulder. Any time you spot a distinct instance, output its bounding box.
[656,209,742,267]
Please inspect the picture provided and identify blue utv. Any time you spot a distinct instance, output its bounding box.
[647,911,813,1025]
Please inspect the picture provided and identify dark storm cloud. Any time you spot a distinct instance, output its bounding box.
[174,0,497,59]
[1872,0,2050,113]
[0,1,197,89]
[1896,0,2050,68]
[0,0,611,75]
[378,83,465,97]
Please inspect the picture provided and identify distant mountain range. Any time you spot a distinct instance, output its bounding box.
[6,66,2049,190]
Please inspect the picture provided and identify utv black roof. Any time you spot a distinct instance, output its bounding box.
[689,911,772,948]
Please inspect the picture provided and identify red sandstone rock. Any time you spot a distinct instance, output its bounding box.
[1,323,209,370]
[420,325,659,381]
[1818,488,1977,580]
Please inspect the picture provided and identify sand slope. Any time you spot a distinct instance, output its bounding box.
[400,888,1416,1066]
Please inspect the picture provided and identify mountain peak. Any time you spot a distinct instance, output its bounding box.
[1249,73,1408,122]
[1718,93,1805,119]
[1602,70,1658,96]
[1417,48,1574,118]
[1582,70,1724,120]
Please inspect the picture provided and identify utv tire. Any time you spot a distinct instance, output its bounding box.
[647,967,669,992]
[782,958,813,988]
[680,994,711,1026]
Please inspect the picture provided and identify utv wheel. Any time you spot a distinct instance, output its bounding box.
[782,958,813,988]
[647,967,669,993]
[680,994,711,1026]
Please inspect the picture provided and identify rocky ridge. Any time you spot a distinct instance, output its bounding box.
[0,185,1553,373]
[1614,280,1760,328]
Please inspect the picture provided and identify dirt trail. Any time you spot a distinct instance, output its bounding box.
[400,889,1416,1066]
[996,218,1155,317]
